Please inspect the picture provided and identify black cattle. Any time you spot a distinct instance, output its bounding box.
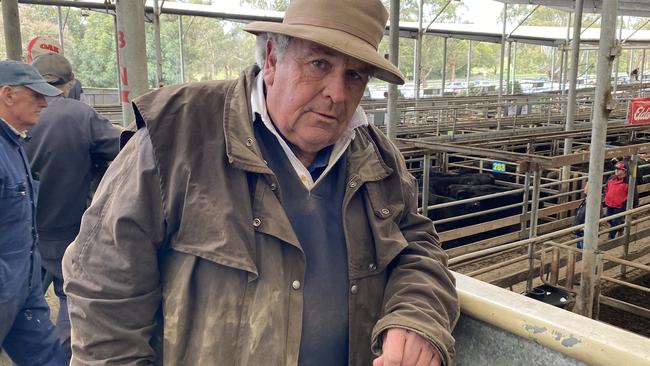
[424,172,495,196]
[424,193,480,230]
[424,183,524,248]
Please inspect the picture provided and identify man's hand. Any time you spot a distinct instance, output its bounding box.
[373,328,442,366]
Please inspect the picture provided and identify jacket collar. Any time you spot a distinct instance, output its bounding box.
[347,126,393,183]
[223,66,392,183]
[0,117,25,146]
[223,66,274,175]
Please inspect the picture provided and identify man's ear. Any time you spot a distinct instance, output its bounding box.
[0,85,15,106]
[263,39,277,87]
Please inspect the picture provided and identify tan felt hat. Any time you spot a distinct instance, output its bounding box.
[243,0,405,85]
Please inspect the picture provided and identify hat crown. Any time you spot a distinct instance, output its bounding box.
[0,59,62,97]
[243,0,404,84]
[0,60,47,86]
[32,52,73,85]
[615,162,627,171]
[283,0,387,49]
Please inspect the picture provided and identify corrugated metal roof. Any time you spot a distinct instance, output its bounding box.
[405,22,650,47]
[492,0,650,18]
[17,0,650,47]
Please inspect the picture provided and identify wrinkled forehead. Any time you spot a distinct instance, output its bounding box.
[289,38,375,73]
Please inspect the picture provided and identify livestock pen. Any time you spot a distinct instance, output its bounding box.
[397,119,650,327]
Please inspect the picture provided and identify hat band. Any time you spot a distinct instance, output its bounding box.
[285,16,380,49]
[48,78,67,86]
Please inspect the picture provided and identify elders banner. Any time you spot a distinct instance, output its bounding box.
[630,98,650,125]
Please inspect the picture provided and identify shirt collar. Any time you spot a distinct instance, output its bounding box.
[0,117,27,139]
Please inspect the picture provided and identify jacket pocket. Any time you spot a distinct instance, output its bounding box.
[0,181,29,227]
[0,247,30,302]
[364,182,408,273]
[170,229,258,280]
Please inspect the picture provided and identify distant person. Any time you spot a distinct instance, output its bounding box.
[0,60,68,365]
[603,161,637,239]
[572,185,589,249]
[630,68,639,82]
[67,79,85,102]
[24,52,120,357]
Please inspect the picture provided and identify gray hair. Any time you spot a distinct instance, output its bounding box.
[254,33,291,68]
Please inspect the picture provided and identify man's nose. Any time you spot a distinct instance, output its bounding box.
[323,72,349,104]
[38,95,48,108]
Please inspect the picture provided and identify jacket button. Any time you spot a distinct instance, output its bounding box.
[349,181,357,188]
[292,280,301,290]
[368,263,377,271]
[380,208,390,216]
[350,284,359,295]
[252,218,261,227]
[270,183,277,191]
[245,137,254,147]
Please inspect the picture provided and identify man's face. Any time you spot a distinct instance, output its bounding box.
[1,85,48,131]
[615,168,627,178]
[263,38,371,159]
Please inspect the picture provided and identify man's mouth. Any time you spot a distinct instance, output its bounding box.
[314,111,338,121]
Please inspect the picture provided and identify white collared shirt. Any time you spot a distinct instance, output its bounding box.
[0,118,27,139]
[250,71,368,190]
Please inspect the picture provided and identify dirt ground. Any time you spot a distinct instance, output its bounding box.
[598,271,650,338]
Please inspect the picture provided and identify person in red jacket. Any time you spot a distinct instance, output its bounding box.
[603,161,636,239]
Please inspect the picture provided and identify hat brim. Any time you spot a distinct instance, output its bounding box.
[25,81,62,97]
[244,21,405,85]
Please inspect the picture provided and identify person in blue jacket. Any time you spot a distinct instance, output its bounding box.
[0,60,68,365]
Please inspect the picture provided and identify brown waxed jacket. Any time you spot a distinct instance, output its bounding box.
[62,66,459,366]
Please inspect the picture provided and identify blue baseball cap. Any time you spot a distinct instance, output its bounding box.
[0,59,62,97]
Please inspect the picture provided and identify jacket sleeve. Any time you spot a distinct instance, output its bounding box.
[371,147,460,365]
[88,106,121,162]
[63,128,166,365]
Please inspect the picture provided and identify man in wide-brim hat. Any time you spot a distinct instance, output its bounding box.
[63,0,459,365]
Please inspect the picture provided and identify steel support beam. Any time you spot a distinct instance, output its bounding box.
[562,0,584,176]
[577,0,619,318]
[387,0,400,141]
[3,0,23,60]
[153,0,164,87]
[57,6,65,53]
[499,3,507,103]
[466,41,472,96]
[178,15,186,83]
[413,0,424,119]
[115,0,149,125]
[441,37,448,96]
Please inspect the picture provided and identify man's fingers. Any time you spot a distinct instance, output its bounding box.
[400,330,423,365]
[415,343,434,366]
[429,347,442,366]
[381,328,408,366]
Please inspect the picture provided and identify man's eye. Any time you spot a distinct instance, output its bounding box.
[311,59,327,69]
[348,70,368,81]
